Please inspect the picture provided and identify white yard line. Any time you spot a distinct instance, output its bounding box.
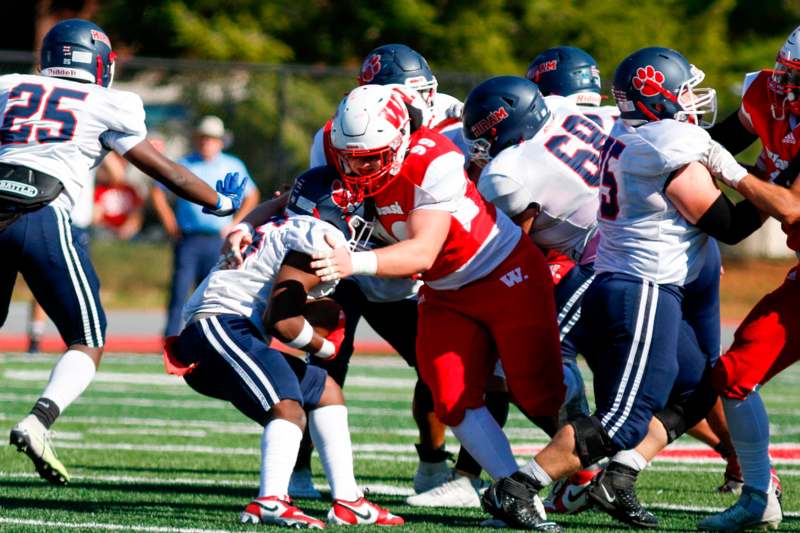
[0,517,239,533]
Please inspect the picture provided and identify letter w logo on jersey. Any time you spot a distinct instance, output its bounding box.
[499,267,527,287]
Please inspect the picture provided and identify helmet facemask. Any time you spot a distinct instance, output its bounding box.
[674,65,717,128]
[467,137,493,168]
[346,214,376,252]
[334,130,408,201]
[408,76,438,108]
[768,57,800,120]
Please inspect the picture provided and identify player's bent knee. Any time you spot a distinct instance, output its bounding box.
[412,379,434,414]
[435,403,467,427]
[570,415,616,467]
[316,375,345,407]
[270,399,307,430]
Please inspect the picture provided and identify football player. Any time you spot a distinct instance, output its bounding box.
[480,47,764,531]
[3,19,245,485]
[311,84,565,527]
[167,165,402,528]
[526,46,619,134]
[228,50,499,503]
[462,75,614,515]
[696,25,800,532]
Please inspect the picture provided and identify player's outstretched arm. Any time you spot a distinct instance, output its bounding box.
[311,208,450,281]
[703,139,800,226]
[123,139,234,214]
[264,251,342,360]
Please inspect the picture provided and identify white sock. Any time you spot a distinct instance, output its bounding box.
[451,407,518,480]
[520,458,553,487]
[612,449,649,472]
[723,393,771,493]
[309,405,361,501]
[40,350,96,413]
[259,418,303,497]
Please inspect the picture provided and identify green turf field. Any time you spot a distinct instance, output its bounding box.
[0,353,798,532]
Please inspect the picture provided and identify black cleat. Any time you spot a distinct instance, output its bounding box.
[481,471,561,531]
[587,462,657,528]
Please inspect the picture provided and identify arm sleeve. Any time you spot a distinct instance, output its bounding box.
[695,194,764,245]
[707,110,758,155]
[477,173,535,218]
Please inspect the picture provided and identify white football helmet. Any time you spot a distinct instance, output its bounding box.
[769,25,800,120]
[330,84,412,199]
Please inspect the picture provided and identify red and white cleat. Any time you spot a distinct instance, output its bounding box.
[543,467,599,515]
[771,467,783,502]
[241,496,325,528]
[327,496,404,526]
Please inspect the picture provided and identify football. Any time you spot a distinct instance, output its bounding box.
[303,297,344,337]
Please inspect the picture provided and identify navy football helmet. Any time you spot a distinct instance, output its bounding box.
[40,19,116,88]
[526,46,602,106]
[613,47,716,127]
[287,166,375,251]
[358,44,438,107]
[462,76,551,163]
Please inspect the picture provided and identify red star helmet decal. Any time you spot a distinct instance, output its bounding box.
[331,179,355,209]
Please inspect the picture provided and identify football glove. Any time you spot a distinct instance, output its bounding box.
[204,172,247,216]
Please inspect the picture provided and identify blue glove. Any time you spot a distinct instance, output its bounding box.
[203,172,247,216]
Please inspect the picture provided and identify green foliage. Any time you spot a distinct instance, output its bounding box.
[96,0,800,192]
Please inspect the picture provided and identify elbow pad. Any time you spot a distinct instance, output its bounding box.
[695,194,763,245]
[707,111,758,155]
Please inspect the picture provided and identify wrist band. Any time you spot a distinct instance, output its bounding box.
[215,194,233,214]
[315,339,336,359]
[350,251,378,276]
[726,165,748,188]
[285,320,314,349]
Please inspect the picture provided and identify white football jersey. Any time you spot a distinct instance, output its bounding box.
[478,96,605,262]
[594,119,713,285]
[578,104,619,135]
[182,215,346,334]
[0,74,146,212]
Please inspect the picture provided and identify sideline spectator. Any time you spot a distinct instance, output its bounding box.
[151,116,260,337]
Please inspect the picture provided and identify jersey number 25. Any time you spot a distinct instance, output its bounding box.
[1,83,88,144]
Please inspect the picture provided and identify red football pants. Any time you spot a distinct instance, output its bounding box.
[416,238,565,426]
[713,264,800,400]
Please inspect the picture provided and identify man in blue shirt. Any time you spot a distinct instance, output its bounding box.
[152,116,260,337]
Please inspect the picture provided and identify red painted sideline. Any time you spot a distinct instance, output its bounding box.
[0,334,395,355]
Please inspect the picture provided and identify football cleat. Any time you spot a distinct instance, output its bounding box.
[717,454,744,495]
[240,496,325,528]
[698,485,782,532]
[289,467,322,500]
[770,468,783,503]
[327,496,404,526]
[544,467,599,514]
[481,471,560,531]
[10,415,69,485]
[407,471,486,508]
[587,462,658,528]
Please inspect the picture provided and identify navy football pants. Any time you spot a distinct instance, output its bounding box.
[582,242,720,451]
[0,205,105,347]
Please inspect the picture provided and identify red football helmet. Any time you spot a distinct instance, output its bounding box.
[769,26,800,120]
[330,85,412,200]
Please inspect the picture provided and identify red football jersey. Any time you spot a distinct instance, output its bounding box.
[369,127,521,289]
[741,70,800,250]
